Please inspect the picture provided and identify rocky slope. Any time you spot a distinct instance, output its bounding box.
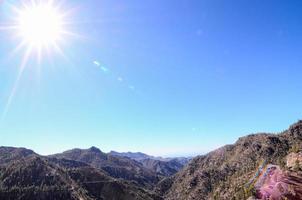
[160,121,302,200]
[50,147,162,189]
[0,147,161,200]
[0,146,36,165]
[139,158,184,176]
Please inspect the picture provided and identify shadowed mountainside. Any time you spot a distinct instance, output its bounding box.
[0,148,162,200]
[50,147,162,189]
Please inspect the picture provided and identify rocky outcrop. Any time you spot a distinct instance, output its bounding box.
[287,152,302,169]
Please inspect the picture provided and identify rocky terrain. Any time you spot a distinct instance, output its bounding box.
[0,147,161,200]
[0,121,302,200]
[50,147,163,189]
[160,120,302,200]
[287,152,302,169]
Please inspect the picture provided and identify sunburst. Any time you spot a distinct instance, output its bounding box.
[0,0,75,119]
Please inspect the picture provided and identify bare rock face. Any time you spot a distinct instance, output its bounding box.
[286,152,302,168]
[286,152,302,169]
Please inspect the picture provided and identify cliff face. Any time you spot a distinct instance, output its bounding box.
[161,121,302,200]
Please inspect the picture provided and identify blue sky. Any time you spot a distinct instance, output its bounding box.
[0,0,302,157]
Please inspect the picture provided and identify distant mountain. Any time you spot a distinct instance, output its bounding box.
[0,147,161,200]
[109,151,190,163]
[159,121,302,200]
[139,158,184,176]
[109,151,190,176]
[109,151,155,161]
[50,147,162,189]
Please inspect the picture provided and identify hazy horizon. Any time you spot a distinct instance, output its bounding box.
[1,0,302,157]
[0,120,297,157]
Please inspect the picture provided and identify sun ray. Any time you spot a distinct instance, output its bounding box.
[0,25,18,30]
[8,40,27,59]
[1,0,76,120]
[59,30,85,39]
[1,45,33,121]
[52,42,68,62]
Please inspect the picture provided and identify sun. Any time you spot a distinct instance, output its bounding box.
[7,0,73,59]
[0,0,76,119]
[17,3,63,47]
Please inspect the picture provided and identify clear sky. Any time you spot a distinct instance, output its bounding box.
[0,0,301,157]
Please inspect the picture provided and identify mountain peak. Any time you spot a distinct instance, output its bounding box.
[88,146,102,153]
[290,120,302,128]
[288,120,302,138]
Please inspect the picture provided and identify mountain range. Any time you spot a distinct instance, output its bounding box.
[108,151,190,176]
[0,121,302,199]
